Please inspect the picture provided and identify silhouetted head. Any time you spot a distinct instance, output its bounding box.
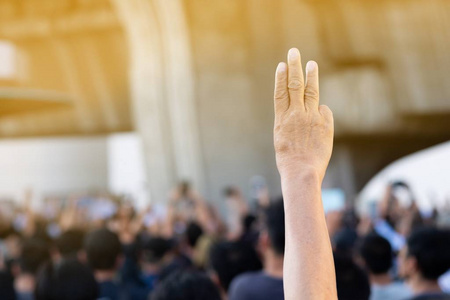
[56,229,85,258]
[84,228,121,271]
[19,238,50,275]
[151,270,221,300]
[35,258,98,300]
[185,222,203,248]
[359,233,393,275]
[260,199,285,256]
[209,240,262,291]
[334,253,370,300]
[141,237,172,264]
[399,227,450,281]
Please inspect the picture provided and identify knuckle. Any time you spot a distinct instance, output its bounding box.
[274,138,290,153]
[288,78,303,90]
[287,110,301,120]
[319,105,332,116]
[319,106,334,127]
[274,123,282,132]
[274,90,288,101]
[304,89,319,100]
[275,145,288,154]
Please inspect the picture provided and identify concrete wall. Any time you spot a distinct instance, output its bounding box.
[0,133,150,207]
[0,136,108,202]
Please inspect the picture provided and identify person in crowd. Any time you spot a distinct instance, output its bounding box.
[398,227,450,300]
[151,270,221,300]
[183,220,216,269]
[169,182,199,223]
[375,181,424,252]
[208,240,262,296]
[139,237,172,291]
[184,222,203,257]
[239,214,259,246]
[0,226,21,277]
[53,229,85,263]
[334,252,371,300]
[228,199,284,300]
[157,232,194,282]
[334,209,360,254]
[118,234,157,300]
[13,238,50,300]
[84,228,126,300]
[109,200,143,245]
[35,258,98,300]
[223,186,248,240]
[331,209,359,257]
[359,233,412,300]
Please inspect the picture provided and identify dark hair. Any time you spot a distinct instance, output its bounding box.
[84,228,121,270]
[141,237,172,264]
[209,241,262,291]
[359,233,392,274]
[333,228,358,256]
[334,253,370,300]
[407,227,450,280]
[0,271,16,300]
[265,199,285,255]
[242,214,256,232]
[151,270,221,300]
[56,229,85,257]
[35,258,98,300]
[19,238,50,275]
[185,222,203,248]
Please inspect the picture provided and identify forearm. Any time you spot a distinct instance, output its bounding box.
[273,48,336,299]
[281,168,337,300]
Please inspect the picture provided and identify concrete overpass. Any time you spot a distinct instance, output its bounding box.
[0,0,449,203]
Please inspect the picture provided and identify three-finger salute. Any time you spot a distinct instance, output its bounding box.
[273,48,334,181]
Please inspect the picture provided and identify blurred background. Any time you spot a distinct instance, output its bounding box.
[1,2,450,300]
[0,0,449,212]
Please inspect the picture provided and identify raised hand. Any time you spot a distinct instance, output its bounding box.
[274,48,337,300]
[274,48,333,181]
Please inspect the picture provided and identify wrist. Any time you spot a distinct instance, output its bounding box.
[278,162,322,182]
[280,166,322,190]
[280,166,324,211]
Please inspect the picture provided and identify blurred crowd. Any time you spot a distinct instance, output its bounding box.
[0,181,450,300]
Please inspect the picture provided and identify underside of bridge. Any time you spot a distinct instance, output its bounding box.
[0,0,449,202]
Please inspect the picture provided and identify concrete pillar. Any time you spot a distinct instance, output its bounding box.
[112,0,205,203]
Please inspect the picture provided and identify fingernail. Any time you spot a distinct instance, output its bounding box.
[306,61,317,72]
[288,48,299,60]
[277,62,286,72]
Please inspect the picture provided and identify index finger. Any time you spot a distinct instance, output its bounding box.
[274,62,289,117]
